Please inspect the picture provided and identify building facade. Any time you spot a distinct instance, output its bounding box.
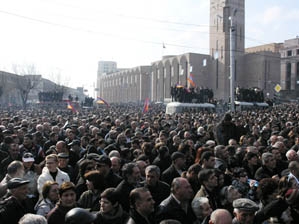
[280,38,299,94]
[97,0,296,103]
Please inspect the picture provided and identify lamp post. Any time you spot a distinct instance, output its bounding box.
[229,9,237,112]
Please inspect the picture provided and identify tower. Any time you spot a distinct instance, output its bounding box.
[210,0,245,101]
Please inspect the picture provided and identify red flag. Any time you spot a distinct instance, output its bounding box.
[187,73,196,87]
[142,98,150,113]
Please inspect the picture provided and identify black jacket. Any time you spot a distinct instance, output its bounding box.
[156,195,196,224]
[161,165,181,186]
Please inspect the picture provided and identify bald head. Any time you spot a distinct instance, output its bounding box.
[209,209,232,224]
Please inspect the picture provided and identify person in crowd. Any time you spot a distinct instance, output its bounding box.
[288,161,299,188]
[156,177,196,224]
[127,187,156,224]
[19,133,45,164]
[78,170,106,211]
[19,213,47,224]
[195,169,219,210]
[47,181,77,224]
[200,151,215,169]
[209,209,232,224]
[111,156,122,175]
[254,152,278,181]
[0,160,25,198]
[219,185,242,215]
[95,187,129,224]
[242,152,259,179]
[57,152,75,182]
[22,152,40,203]
[94,155,123,188]
[115,162,141,212]
[215,113,238,146]
[161,152,186,185]
[37,154,70,199]
[0,178,31,224]
[214,145,229,173]
[152,145,172,173]
[182,163,201,193]
[75,158,96,197]
[141,165,170,210]
[0,138,22,176]
[191,197,212,224]
[65,207,96,224]
[35,181,59,217]
[232,198,259,224]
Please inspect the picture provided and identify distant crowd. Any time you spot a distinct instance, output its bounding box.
[0,102,299,224]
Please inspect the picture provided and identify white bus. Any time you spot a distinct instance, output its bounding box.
[166,102,215,115]
[235,101,269,111]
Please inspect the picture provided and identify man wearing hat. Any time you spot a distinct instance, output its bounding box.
[161,152,185,185]
[94,155,122,188]
[58,153,75,182]
[0,178,31,224]
[232,198,259,224]
[68,139,82,167]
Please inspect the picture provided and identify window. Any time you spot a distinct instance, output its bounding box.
[287,50,292,57]
[297,49,299,55]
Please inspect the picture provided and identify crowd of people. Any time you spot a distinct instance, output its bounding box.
[170,86,214,103]
[0,102,299,224]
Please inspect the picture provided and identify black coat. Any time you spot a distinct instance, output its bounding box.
[161,165,180,186]
[0,196,30,224]
[156,195,196,224]
[141,180,170,210]
[115,180,136,212]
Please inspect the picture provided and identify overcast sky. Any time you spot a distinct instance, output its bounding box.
[0,0,298,95]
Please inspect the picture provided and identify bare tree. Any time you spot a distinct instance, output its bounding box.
[12,63,41,109]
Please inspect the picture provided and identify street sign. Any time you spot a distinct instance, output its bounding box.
[274,84,281,93]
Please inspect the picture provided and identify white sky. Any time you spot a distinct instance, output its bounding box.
[0,0,299,96]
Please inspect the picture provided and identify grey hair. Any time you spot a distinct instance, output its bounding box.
[191,197,209,218]
[261,152,273,165]
[18,214,47,224]
[145,165,161,176]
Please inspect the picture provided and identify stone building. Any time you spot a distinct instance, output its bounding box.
[99,66,151,103]
[97,0,296,103]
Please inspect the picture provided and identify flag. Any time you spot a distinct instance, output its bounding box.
[96,96,110,107]
[142,98,150,113]
[163,42,166,49]
[67,101,77,113]
[187,73,196,87]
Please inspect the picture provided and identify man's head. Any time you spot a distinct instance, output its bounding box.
[129,187,155,216]
[171,152,185,170]
[145,165,160,186]
[214,145,228,160]
[7,177,30,201]
[209,209,232,224]
[122,162,141,185]
[110,156,121,174]
[192,197,212,220]
[201,151,215,169]
[286,149,299,162]
[198,169,218,190]
[171,177,194,202]
[289,161,299,178]
[261,152,276,169]
[94,155,111,176]
[233,198,259,224]
[46,154,59,172]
